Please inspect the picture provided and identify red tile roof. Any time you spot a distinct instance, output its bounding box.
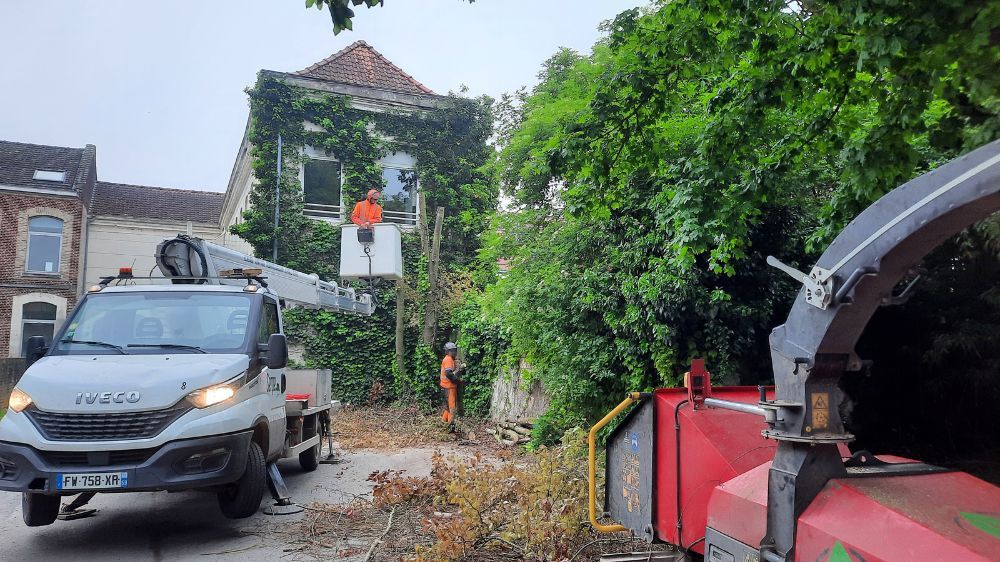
[294,40,434,95]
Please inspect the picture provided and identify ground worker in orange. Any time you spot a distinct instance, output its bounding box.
[440,342,462,425]
[351,189,383,228]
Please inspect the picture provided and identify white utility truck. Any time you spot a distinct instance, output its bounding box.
[0,228,399,526]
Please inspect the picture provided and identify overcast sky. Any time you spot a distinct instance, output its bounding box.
[0,1,642,192]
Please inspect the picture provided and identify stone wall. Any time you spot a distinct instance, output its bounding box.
[488,361,550,423]
[0,358,26,409]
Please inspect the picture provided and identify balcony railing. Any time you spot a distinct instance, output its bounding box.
[303,203,418,227]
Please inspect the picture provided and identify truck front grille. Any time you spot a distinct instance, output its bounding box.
[25,404,191,441]
[40,448,158,467]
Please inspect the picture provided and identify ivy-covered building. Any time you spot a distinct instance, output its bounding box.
[221,41,448,242]
[221,41,496,408]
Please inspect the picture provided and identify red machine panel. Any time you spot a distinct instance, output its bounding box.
[707,461,1000,561]
[653,387,777,552]
[796,470,1000,561]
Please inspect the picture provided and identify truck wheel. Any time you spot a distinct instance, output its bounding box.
[299,442,320,472]
[22,493,60,527]
[217,441,266,519]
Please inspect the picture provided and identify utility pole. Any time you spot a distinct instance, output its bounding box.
[422,206,445,344]
[272,134,282,262]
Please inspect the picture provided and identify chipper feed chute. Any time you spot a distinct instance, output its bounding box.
[591,141,1000,562]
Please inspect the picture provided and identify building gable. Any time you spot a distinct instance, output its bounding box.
[294,40,434,96]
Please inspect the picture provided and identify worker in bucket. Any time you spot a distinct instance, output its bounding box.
[440,342,463,426]
[351,189,383,228]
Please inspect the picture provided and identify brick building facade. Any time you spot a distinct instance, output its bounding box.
[0,141,96,358]
[0,139,229,360]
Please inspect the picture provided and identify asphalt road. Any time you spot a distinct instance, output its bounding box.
[0,447,444,561]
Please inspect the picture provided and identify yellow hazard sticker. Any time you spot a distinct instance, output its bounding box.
[811,392,830,430]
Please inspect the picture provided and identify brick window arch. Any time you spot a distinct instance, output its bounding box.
[8,293,68,357]
[26,215,64,274]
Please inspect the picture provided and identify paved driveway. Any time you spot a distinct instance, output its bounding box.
[0,447,445,561]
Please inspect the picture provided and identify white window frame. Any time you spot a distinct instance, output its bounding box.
[301,146,345,221]
[8,293,68,357]
[377,151,419,228]
[25,215,64,275]
[32,170,66,182]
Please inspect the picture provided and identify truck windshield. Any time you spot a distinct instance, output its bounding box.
[53,292,254,355]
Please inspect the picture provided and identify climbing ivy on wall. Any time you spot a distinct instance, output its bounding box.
[231,73,497,408]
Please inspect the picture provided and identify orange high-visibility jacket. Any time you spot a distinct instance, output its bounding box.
[440,355,457,389]
[351,200,383,226]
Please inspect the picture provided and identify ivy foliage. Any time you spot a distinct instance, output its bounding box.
[480,0,998,439]
[233,73,496,407]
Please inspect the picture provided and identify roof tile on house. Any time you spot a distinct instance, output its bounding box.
[92,182,223,224]
[294,40,435,95]
[0,140,86,190]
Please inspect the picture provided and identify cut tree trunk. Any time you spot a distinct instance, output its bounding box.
[500,428,520,442]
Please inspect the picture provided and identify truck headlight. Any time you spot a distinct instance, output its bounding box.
[8,388,33,413]
[186,375,244,409]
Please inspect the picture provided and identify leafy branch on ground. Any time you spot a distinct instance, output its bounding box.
[280,427,662,561]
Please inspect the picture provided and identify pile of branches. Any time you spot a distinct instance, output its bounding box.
[272,499,434,561]
[330,404,450,451]
[485,420,532,446]
[278,429,662,561]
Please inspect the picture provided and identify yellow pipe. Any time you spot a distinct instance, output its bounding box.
[589,391,646,534]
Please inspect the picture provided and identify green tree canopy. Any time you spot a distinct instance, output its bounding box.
[474,0,999,438]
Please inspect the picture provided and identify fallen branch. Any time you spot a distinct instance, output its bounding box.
[200,543,262,556]
[363,506,397,562]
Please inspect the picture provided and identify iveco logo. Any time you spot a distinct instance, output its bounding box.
[75,391,141,405]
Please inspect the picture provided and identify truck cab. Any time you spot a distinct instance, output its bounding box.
[0,279,293,525]
[0,234,390,527]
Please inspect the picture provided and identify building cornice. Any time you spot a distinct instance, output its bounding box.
[262,70,449,111]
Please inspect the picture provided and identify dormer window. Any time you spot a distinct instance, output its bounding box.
[33,170,66,182]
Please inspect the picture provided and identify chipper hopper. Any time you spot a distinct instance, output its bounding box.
[590,141,1000,561]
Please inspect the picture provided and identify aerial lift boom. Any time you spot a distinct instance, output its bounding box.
[154,235,375,315]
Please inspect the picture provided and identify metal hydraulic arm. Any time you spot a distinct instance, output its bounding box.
[154,235,375,315]
[759,141,1000,561]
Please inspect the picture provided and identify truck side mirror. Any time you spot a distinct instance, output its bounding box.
[263,333,288,370]
[24,335,49,368]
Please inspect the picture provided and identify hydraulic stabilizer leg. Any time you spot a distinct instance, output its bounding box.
[262,462,304,515]
[58,492,98,521]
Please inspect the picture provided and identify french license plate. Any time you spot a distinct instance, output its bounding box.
[56,471,128,491]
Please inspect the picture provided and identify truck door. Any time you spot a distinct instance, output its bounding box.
[258,297,287,457]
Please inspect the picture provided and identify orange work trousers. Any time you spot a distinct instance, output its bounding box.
[441,387,458,423]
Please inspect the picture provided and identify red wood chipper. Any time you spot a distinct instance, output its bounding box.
[589,141,1000,562]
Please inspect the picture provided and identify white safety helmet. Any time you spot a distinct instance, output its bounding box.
[444,342,458,351]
